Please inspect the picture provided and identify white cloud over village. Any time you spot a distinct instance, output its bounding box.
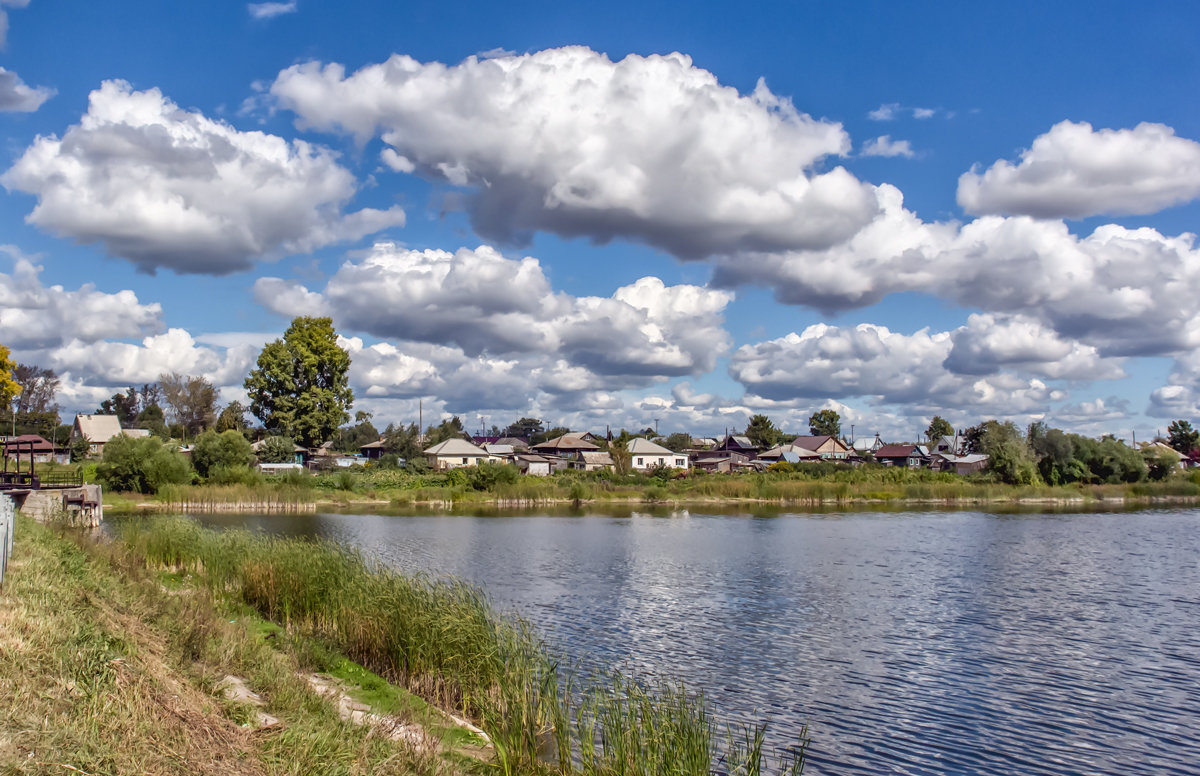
[271,47,879,259]
[2,80,404,275]
[256,242,733,379]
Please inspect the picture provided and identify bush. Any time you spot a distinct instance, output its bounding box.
[96,434,193,494]
[191,430,256,479]
[468,461,519,491]
[205,464,262,486]
[257,435,298,464]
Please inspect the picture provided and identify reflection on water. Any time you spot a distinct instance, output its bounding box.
[194,508,1200,776]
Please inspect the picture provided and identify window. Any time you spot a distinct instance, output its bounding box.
[462,457,468,464]
[637,457,644,466]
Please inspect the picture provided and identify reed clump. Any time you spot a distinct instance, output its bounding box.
[121,517,808,775]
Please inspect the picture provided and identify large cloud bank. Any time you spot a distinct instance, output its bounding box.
[271,47,878,258]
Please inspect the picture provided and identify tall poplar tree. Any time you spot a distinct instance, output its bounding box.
[244,317,354,448]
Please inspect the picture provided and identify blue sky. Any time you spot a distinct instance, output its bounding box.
[2,0,1199,442]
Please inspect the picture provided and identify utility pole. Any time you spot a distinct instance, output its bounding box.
[653,417,659,435]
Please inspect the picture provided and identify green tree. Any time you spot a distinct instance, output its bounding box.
[424,416,467,447]
[970,420,1039,485]
[215,401,250,433]
[11,364,60,436]
[257,435,299,464]
[334,410,380,452]
[135,404,169,438]
[925,415,954,442]
[96,435,193,494]
[382,422,423,462]
[745,414,782,448]
[191,430,256,479]
[1143,445,1181,481]
[503,417,545,441]
[808,409,841,438]
[244,317,354,448]
[530,426,571,445]
[1167,420,1199,455]
[662,432,693,452]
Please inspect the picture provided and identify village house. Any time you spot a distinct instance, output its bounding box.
[789,435,853,460]
[873,443,930,468]
[3,434,70,466]
[713,434,759,456]
[930,452,989,475]
[530,434,600,458]
[573,450,614,472]
[424,438,489,470]
[628,437,689,470]
[757,443,822,464]
[690,449,759,473]
[70,414,150,457]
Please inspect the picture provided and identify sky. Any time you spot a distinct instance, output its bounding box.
[2,0,1199,443]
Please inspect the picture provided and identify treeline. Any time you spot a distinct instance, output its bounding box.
[962,420,1183,485]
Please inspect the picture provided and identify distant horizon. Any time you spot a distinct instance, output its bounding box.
[1,2,1198,444]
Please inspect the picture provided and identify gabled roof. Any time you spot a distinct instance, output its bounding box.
[789,435,848,452]
[75,414,124,443]
[484,444,515,455]
[2,434,56,453]
[532,435,599,451]
[360,439,387,450]
[760,443,821,459]
[875,444,925,458]
[627,438,679,456]
[579,451,614,465]
[495,437,530,449]
[424,438,488,456]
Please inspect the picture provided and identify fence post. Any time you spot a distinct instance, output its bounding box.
[0,494,13,587]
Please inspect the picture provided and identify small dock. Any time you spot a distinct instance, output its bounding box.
[1,438,103,526]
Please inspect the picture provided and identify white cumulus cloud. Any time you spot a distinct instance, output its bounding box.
[2,80,405,275]
[957,120,1200,218]
[271,46,879,258]
[860,135,914,158]
[256,242,734,380]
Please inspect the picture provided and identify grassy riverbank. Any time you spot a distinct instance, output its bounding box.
[3,516,809,775]
[0,515,461,775]
[98,464,1200,514]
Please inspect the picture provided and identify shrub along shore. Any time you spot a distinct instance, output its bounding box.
[91,461,1200,514]
[3,514,809,775]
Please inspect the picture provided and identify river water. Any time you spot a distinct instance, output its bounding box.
[194,507,1200,775]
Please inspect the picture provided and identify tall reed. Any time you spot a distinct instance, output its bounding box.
[120,517,808,775]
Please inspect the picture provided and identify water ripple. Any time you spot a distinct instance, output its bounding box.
[197,508,1200,776]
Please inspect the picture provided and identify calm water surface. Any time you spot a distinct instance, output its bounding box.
[196,508,1200,775]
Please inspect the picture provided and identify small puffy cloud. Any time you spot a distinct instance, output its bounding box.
[272,46,880,258]
[258,242,733,380]
[2,80,404,275]
[1050,397,1129,426]
[868,103,900,121]
[729,322,1065,416]
[0,252,162,349]
[1147,352,1200,419]
[860,135,914,158]
[0,67,53,111]
[912,107,936,119]
[957,120,1200,219]
[248,1,296,19]
[944,314,1126,381]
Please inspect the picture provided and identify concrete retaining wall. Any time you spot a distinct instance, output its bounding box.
[14,485,103,527]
